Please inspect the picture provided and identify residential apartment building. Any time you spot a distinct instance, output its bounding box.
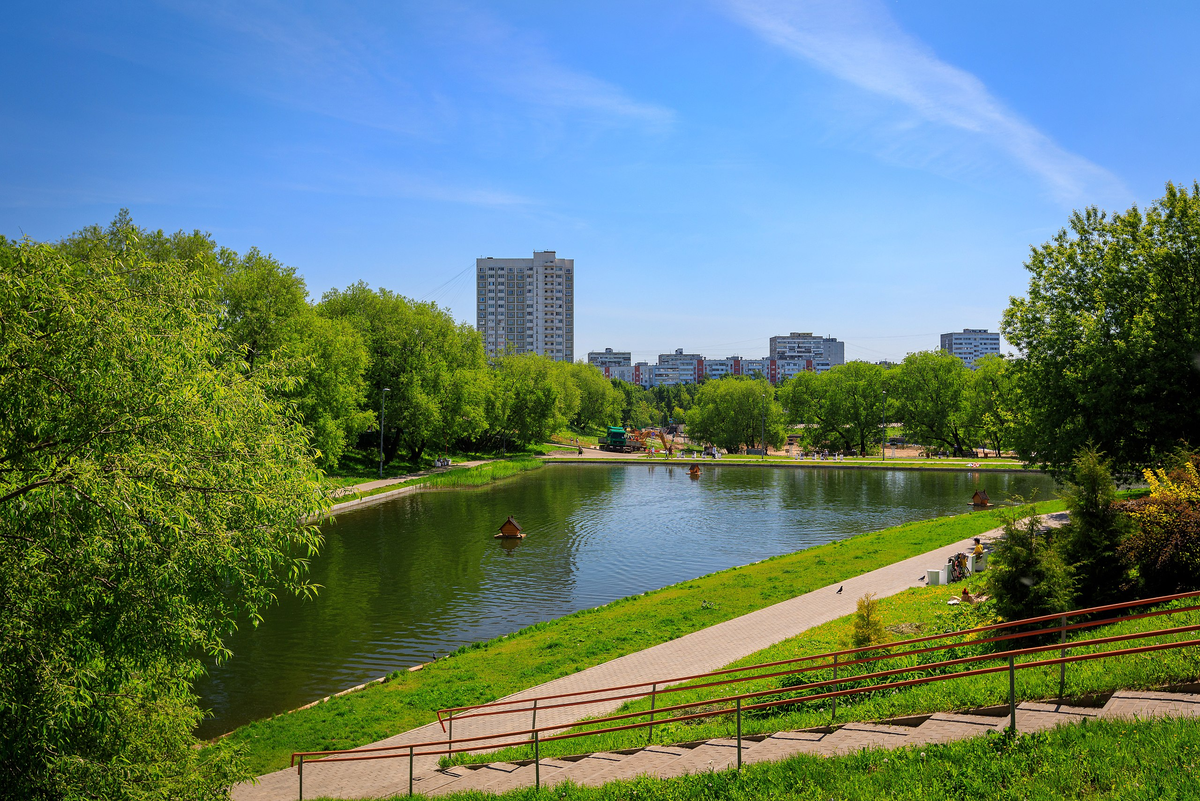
[940,328,1000,369]
[768,332,845,373]
[587,348,631,368]
[476,251,574,361]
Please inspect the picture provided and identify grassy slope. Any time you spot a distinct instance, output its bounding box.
[343,715,1200,801]
[460,581,1199,765]
[224,501,1063,775]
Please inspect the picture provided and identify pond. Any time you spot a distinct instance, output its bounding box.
[195,463,1056,737]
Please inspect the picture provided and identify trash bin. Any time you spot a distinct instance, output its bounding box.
[927,568,945,586]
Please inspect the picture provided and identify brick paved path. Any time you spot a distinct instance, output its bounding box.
[234,513,1068,801]
[330,460,493,499]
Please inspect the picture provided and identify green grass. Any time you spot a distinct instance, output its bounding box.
[344,715,1200,800]
[410,458,544,489]
[455,580,1198,766]
[219,501,1062,775]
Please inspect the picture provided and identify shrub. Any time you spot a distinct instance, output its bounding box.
[852,593,887,648]
[986,510,1075,627]
[1059,448,1134,606]
[1119,458,1200,594]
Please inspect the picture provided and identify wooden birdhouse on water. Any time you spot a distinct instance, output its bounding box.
[971,489,991,508]
[495,515,525,539]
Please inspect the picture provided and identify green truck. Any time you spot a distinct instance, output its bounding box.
[598,426,644,453]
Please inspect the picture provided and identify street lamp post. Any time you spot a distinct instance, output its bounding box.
[379,387,391,478]
[881,389,887,462]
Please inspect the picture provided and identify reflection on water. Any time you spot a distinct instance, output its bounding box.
[195,464,1055,737]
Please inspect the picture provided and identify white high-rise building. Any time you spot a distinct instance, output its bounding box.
[940,329,1000,369]
[476,252,574,361]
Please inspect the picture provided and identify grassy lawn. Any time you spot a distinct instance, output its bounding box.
[340,715,1200,800]
[221,501,1062,775]
[324,459,545,506]
[458,581,1198,766]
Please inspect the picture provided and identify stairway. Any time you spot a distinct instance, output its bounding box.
[358,689,1200,798]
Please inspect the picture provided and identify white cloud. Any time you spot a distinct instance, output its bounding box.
[445,4,674,131]
[723,0,1123,203]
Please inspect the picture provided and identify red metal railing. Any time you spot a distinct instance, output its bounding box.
[288,590,1200,799]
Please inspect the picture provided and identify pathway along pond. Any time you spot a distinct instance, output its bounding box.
[195,463,1056,737]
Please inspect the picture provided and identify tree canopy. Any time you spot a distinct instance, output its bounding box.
[1002,182,1200,475]
[779,361,886,455]
[888,350,974,456]
[0,233,327,799]
[685,378,785,453]
[319,282,489,464]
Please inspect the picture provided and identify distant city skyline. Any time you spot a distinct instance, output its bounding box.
[3,2,1197,363]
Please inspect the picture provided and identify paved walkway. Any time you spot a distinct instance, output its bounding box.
[330,461,494,498]
[234,512,1068,800]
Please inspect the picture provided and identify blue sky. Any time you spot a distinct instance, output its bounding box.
[3,1,1197,363]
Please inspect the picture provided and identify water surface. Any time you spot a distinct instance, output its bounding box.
[196,463,1055,737]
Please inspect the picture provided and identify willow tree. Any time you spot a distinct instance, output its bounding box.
[0,234,327,799]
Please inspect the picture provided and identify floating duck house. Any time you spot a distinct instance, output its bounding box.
[494,515,525,539]
[971,489,991,507]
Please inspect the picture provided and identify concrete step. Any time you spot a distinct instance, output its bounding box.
[743,729,832,764]
[410,764,483,796]
[469,758,577,795]
[400,691,1200,795]
[1101,690,1200,721]
[820,722,916,755]
[655,738,741,775]
[909,711,1004,744]
[539,752,629,788]
[578,744,691,786]
[1010,701,1100,733]
[424,762,522,796]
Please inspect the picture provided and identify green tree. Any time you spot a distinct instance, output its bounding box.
[486,353,562,449]
[320,283,488,465]
[890,350,975,455]
[57,213,374,469]
[570,363,622,431]
[217,247,310,371]
[1002,182,1200,476]
[281,313,375,467]
[685,378,785,454]
[1058,448,1133,607]
[0,236,327,799]
[968,354,1017,458]
[612,379,656,429]
[782,363,885,455]
[986,511,1075,624]
[218,250,373,467]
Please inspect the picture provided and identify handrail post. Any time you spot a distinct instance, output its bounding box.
[531,699,538,734]
[297,755,304,801]
[447,711,453,757]
[1058,614,1068,701]
[736,697,743,771]
[648,683,657,745]
[831,654,838,724]
[409,745,414,797]
[534,729,541,789]
[1008,655,1017,733]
